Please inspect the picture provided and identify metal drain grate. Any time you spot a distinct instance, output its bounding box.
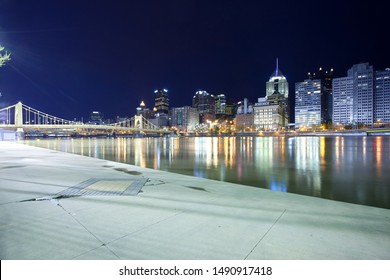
[55,178,148,197]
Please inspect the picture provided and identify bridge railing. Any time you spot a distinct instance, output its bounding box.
[0,102,79,126]
[0,104,15,124]
[107,115,160,131]
[21,103,78,125]
[107,116,135,128]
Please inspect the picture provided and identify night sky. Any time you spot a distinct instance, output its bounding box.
[0,0,388,121]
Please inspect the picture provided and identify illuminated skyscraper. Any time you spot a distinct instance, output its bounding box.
[332,63,390,126]
[265,58,289,126]
[349,63,374,125]
[333,63,376,126]
[154,89,169,114]
[192,90,215,123]
[309,67,334,123]
[332,77,354,125]
[266,58,289,99]
[295,79,322,128]
[295,68,334,129]
[171,106,199,131]
[374,68,390,124]
[214,94,227,116]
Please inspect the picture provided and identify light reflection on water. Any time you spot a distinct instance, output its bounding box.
[25,136,390,209]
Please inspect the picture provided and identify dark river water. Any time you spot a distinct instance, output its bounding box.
[24,136,390,209]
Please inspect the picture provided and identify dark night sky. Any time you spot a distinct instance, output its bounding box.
[0,0,388,121]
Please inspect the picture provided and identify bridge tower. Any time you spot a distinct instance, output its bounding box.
[14,102,25,139]
[134,115,143,129]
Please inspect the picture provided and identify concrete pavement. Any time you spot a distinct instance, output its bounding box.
[0,141,389,259]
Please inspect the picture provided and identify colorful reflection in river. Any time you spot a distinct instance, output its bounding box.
[27,136,390,209]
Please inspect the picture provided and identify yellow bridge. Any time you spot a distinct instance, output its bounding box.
[0,102,170,138]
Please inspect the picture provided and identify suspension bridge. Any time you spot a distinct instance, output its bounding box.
[0,102,170,138]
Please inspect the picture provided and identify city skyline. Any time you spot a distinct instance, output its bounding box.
[0,0,388,120]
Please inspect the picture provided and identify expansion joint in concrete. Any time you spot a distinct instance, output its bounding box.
[244,208,286,260]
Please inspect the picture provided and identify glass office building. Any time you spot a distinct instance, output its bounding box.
[295,79,322,128]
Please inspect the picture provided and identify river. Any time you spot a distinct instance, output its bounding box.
[23,136,390,209]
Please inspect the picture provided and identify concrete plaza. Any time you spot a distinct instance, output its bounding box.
[0,141,389,259]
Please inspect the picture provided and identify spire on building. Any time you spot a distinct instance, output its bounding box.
[270,57,285,80]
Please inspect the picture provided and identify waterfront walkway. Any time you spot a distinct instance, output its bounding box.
[0,141,389,259]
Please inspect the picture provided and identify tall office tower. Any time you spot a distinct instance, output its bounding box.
[309,67,334,123]
[332,77,354,125]
[170,106,199,131]
[294,79,322,128]
[374,68,390,124]
[192,90,215,123]
[214,94,227,116]
[265,58,289,125]
[266,58,289,99]
[154,89,169,114]
[333,63,390,127]
[348,63,374,125]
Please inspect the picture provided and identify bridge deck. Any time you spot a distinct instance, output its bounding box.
[0,124,169,133]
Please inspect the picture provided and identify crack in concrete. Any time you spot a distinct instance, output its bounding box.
[244,208,287,260]
[15,195,121,259]
[55,201,121,260]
